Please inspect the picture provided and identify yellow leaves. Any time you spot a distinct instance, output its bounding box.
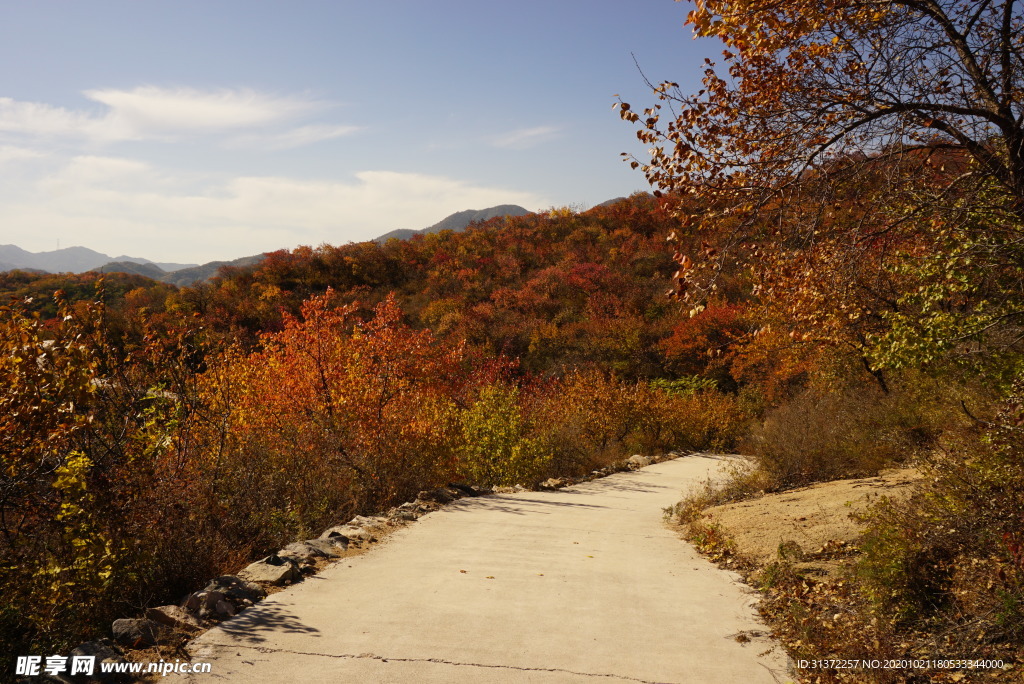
[52,453,92,500]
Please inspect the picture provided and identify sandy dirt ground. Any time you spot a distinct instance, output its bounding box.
[701,468,922,574]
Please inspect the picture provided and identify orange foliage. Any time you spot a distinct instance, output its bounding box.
[206,292,468,522]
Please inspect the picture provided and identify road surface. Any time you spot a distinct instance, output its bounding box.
[181,455,791,683]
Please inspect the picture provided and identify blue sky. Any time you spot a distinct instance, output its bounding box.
[0,1,718,263]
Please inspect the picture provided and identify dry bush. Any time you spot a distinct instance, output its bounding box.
[659,388,747,453]
[740,374,981,491]
[757,422,1024,682]
[852,401,1024,651]
[526,370,747,479]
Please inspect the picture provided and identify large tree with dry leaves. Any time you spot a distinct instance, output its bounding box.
[622,0,1024,375]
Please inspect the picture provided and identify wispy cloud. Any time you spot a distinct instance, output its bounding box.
[0,144,45,164]
[490,125,561,149]
[0,97,105,139]
[0,87,353,147]
[226,123,361,151]
[86,86,319,136]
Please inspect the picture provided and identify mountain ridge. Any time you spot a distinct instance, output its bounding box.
[373,204,533,243]
[0,244,198,275]
[0,201,617,285]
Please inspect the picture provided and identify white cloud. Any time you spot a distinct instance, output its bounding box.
[491,125,561,149]
[0,144,45,164]
[226,123,361,150]
[1,158,548,263]
[46,155,152,182]
[0,87,348,146]
[0,97,106,138]
[85,86,318,136]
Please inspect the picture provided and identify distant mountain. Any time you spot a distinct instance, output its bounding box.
[114,257,199,272]
[423,205,533,233]
[0,244,198,275]
[0,244,109,273]
[96,261,168,279]
[1,200,625,286]
[159,255,267,287]
[374,228,419,242]
[374,204,533,243]
[81,254,266,286]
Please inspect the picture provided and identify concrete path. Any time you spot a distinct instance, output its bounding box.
[182,456,791,683]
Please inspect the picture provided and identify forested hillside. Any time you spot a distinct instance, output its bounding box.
[0,195,755,661]
[3,0,1023,679]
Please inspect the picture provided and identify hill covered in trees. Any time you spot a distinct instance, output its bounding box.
[3,0,1023,678]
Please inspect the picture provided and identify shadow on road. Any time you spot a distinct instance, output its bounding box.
[571,478,669,494]
[452,496,616,516]
[215,602,321,644]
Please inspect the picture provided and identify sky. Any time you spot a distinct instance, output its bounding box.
[0,1,720,264]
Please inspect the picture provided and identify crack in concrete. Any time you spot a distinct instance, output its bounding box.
[221,643,678,683]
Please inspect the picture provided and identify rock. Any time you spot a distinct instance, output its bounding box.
[237,554,300,586]
[111,618,164,647]
[214,600,237,618]
[412,499,442,512]
[68,640,128,681]
[306,536,349,554]
[348,515,390,532]
[145,605,204,633]
[627,454,652,470]
[389,509,418,521]
[397,497,434,511]
[447,482,480,497]
[186,589,228,614]
[319,528,353,543]
[183,592,202,614]
[331,523,382,542]
[278,540,341,563]
[183,590,225,620]
[70,639,123,662]
[539,478,568,490]
[204,590,227,607]
[204,575,266,601]
[417,488,456,504]
[321,525,372,544]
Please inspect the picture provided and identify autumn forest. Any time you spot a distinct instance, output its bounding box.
[4,0,1024,680]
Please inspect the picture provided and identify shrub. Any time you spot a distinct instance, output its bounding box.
[458,383,549,486]
[855,391,1024,634]
[741,374,972,490]
[529,370,746,478]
